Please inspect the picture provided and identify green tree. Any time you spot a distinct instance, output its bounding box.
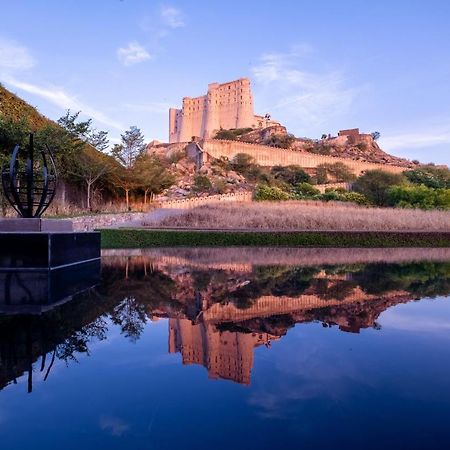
[315,162,356,184]
[112,126,146,168]
[353,170,405,206]
[68,149,115,210]
[135,155,175,203]
[404,165,450,189]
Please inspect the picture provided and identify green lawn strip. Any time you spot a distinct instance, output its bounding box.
[100,228,450,248]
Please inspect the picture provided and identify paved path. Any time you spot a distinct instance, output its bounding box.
[116,208,185,228]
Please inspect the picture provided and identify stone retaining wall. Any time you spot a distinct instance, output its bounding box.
[201,139,406,175]
[72,212,149,231]
[158,191,252,209]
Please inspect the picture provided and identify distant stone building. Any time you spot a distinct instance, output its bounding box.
[169,78,278,143]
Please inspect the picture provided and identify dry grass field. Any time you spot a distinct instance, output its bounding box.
[146,201,450,232]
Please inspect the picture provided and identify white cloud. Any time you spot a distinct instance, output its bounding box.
[160,6,185,28]
[3,76,126,131]
[380,125,450,150]
[252,47,361,128]
[117,41,152,66]
[123,101,171,114]
[99,415,130,437]
[0,38,35,70]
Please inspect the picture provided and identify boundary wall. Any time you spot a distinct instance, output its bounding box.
[158,192,252,209]
[200,139,406,175]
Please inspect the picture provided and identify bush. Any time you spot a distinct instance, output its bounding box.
[264,133,296,149]
[214,128,253,140]
[387,185,450,210]
[255,185,291,201]
[341,192,370,205]
[353,170,405,206]
[230,153,255,173]
[306,142,331,155]
[192,175,212,193]
[271,165,310,185]
[404,165,450,189]
[293,182,320,198]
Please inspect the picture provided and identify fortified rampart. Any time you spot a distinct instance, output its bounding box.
[200,139,406,175]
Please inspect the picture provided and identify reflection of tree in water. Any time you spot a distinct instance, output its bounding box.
[111,296,147,342]
[353,262,450,297]
[311,278,357,301]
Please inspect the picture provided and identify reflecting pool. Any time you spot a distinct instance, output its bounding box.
[1,247,450,449]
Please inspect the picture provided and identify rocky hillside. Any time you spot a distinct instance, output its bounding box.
[147,142,251,200]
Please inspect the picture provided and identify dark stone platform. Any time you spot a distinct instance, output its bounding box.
[0,260,100,314]
[0,218,73,232]
[0,231,101,269]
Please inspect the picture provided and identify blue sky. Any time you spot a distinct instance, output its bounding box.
[0,0,449,164]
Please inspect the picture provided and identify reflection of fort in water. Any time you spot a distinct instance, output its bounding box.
[1,249,449,390]
[169,319,276,385]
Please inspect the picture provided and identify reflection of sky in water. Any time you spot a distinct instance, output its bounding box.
[0,254,450,450]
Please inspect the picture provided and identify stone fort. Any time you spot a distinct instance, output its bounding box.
[169,77,279,143]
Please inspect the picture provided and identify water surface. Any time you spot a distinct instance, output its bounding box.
[1,247,450,450]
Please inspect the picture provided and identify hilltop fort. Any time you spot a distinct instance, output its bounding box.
[169,78,280,143]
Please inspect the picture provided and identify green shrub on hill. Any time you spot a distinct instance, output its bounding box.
[214,128,253,140]
[353,170,405,206]
[387,184,450,209]
[271,165,311,185]
[193,174,213,193]
[255,185,291,201]
[404,165,450,189]
[264,133,295,149]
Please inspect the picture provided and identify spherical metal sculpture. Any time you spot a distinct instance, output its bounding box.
[1,133,57,218]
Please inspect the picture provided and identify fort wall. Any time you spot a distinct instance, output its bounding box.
[201,139,406,175]
[157,191,252,209]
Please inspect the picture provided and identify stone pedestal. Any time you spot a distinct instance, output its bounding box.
[0,218,73,232]
[0,218,101,313]
[0,231,101,269]
[0,260,101,314]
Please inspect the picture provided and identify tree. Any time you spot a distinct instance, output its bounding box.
[134,155,174,203]
[315,162,356,184]
[112,160,139,210]
[371,131,381,141]
[353,170,405,206]
[87,130,109,151]
[69,149,114,210]
[112,126,146,168]
[57,110,92,142]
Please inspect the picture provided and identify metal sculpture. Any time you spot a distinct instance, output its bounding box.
[1,133,57,218]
